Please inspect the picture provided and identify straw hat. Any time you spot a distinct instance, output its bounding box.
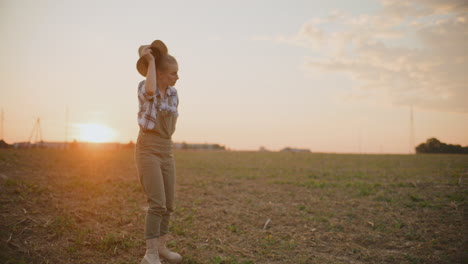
[136,40,168,77]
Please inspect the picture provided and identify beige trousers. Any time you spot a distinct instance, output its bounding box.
[135,130,176,239]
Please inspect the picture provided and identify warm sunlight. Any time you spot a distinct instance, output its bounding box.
[77,123,117,143]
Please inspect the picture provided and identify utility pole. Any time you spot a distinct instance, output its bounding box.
[409,105,415,154]
[65,107,69,148]
[1,108,3,140]
[358,127,362,154]
[28,118,43,148]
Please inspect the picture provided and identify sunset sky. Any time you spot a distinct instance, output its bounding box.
[1,0,467,153]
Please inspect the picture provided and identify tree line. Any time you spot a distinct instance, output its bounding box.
[416,138,468,154]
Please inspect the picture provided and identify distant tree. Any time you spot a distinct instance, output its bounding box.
[213,144,226,150]
[125,141,135,149]
[259,146,269,152]
[416,138,468,154]
[0,140,11,148]
[70,139,79,150]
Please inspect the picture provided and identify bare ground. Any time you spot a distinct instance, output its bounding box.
[0,149,467,264]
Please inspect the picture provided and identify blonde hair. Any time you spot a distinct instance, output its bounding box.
[156,54,177,72]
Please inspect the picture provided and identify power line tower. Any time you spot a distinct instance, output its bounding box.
[358,127,362,154]
[65,107,69,149]
[28,118,44,148]
[409,105,415,154]
[1,108,4,140]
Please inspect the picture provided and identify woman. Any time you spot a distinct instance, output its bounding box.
[135,40,182,264]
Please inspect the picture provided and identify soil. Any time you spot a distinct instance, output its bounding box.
[0,149,466,264]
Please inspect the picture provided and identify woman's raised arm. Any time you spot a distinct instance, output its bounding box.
[140,46,157,96]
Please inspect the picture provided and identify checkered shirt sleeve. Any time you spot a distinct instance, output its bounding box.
[137,81,157,130]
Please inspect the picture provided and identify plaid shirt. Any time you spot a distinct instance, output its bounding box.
[137,80,179,131]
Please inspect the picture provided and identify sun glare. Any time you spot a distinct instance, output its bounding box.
[77,123,117,143]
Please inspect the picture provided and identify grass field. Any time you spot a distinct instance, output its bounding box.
[0,149,466,264]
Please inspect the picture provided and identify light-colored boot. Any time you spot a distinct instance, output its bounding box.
[140,238,162,264]
[158,234,182,263]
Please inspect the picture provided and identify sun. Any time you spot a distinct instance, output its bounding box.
[77,123,117,143]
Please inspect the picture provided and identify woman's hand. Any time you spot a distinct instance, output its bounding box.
[140,46,155,64]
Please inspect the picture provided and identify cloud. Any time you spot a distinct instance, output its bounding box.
[281,0,468,113]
